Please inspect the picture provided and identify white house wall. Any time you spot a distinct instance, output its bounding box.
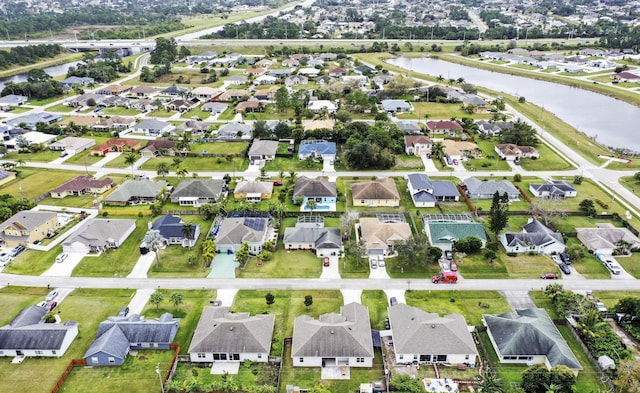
[190,352,268,363]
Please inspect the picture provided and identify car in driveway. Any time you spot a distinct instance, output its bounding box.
[595,302,607,313]
[9,244,26,258]
[323,257,330,267]
[46,301,58,312]
[449,260,458,271]
[389,297,398,306]
[378,258,385,267]
[370,258,377,269]
[118,306,130,317]
[45,290,59,302]
[444,250,453,260]
[273,180,283,186]
[559,263,571,275]
[540,272,559,279]
[0,252,10,265]
[55,253,68,263]
[551,255,562,265]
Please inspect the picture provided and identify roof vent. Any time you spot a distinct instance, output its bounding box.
[230,326,234,331]
[330,330,334,334]
[431,324,436,328]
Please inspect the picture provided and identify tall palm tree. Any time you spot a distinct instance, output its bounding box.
[124,152,138,177]
[181,223,196,248]
[176,167,189,179]
[172,157,182,168]
[143,229,164,268]
[436,75,445,83]
[268,202,286,221]
[156,162,170,179]
[200,239,216,266]
[431,142,444,161]
[305,199,317,213]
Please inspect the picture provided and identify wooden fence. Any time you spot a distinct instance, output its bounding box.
[50,358,87,393]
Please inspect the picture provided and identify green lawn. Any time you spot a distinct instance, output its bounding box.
[263,155,323,172]
[139,155,249,173]
[0,288,135,393]
[0,286,50,325]
[36,194,97,209]
[361,290,388,330]
[3,244,64,275]
[59,350,175,393]
[612,253,640,279]
[169,361,278,392]
[141,289,216,353]
[216,107,237,120]
[397,102,491,120]
[237,248,322,278]
[518,142,575,171]
[179,106,211,120]
[0,168,84,199]
[64,151,109,167]
[462,140,511,172]
[407,290,510,326]
[72,218,149,277]
[4,149,61,162]
[46,103,76,113]
[100,107,141,116]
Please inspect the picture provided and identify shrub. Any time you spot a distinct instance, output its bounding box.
[507,252,518,257]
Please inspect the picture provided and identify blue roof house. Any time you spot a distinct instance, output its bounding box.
[407,173,459,207]
[298,140,336,163]
[151,215,201,248]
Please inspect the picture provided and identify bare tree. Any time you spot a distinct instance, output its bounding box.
[528,197,566,226]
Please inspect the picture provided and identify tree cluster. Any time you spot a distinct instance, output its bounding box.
[499,120,539,146]
[1,68,62,99]
[0,194,36,222]
[520,364,576,393]
[66,52,130,83]
[344,121,403,169]
[395,237,442,271]
[0,44,63,70]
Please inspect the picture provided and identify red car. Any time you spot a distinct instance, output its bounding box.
[540,272,558,279]
[323,257,330,267]
[46,301,58,312]
[450,260,458,271]
[273,180,283,186]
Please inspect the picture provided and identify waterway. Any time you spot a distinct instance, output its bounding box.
[0,61,81,90]
[388,56,640,152]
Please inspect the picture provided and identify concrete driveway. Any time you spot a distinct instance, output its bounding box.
[215,288,238,306]
[341,289,362,304]
[320,256,340,279]
[384,290,406,306]
[322,159,335,173]
[127,289,154,315]
[128,252,156,278]
[42,253,86,277]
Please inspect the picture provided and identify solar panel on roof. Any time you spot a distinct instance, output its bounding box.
[244,217,266,232]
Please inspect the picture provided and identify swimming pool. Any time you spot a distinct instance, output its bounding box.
[207,253,239,278]
[303,204,332,211]
[57,213,74,225]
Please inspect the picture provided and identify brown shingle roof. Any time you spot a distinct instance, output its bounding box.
[351,178,400,200]
[51,175,113,194]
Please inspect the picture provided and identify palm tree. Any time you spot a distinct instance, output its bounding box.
[431,142,444,161]
[15,158,25,167]
[172,157,182,168]
[176,167,189,179]
[200,239,216,266]
[268,202,286,221]
[544,283,564,305]
[143,229,164,268]
[124,152,138,177]
[577,309,607,339]
[156,162,170,179]
[436,75,445,83]
[181,223,196,248]
[305,198,317,212]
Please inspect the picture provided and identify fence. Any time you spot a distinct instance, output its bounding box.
[164,343,181,390]
[50,358,87,393]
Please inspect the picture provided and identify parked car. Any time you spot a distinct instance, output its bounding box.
[559,263,571,275]
[118,306,130,317]
[9,244,26,258]
[323,257,330,267]
[45,290,59,302]
[540,272,558,279]
[36,301,47,308]
[0,252,9,264]
[273,180,283,186]
[55,253,68,263]
[559,251,572,265]
[46,301,58,312]
[551,255,562,265]
[389,297,398,306]
[384,317,390,330]
[378,258,385,267]
[444,250,453,260]
[432,272,458,284]
[449,260,458,272]
[370,258,377,269]
[595,302,607,313]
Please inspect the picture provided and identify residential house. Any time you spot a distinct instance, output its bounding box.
[3,130,56,151]
[50,175,114,198]
[342,75,368,87]
[63,218,136,253]
[84,313,179,366]
[302,120,335,132]
[443,140,482,162]
[176,120,210,135]
[0,94,28,110]
[351,178,400,207]
[236,100,262,113]
[483,308,582,375]
[389,304,478,366]
[253,86,279,102]
[234,181,274,202]
[500,219,565,255]
[129,86,157,98]
[0,306,78,358]
[93,117,136,132]
[381,100,413,115]
[495,144,540,161]
[285,75,308,87]
[97,84,132,96]
[404,135,432,156]
[307,100,338,113]
[426,120,462,134]
[218,89,250,102]
[103,180,168,206]
[359,216,412,256]
[298,140,336,163]
[202,102,228,114]
[406,173,459,207]
[292,303,374,368]
[576,224,640,255]
[140,139,177,158]
[293,177,337,211]
[463,177,520,200]
[165,98,199,113]
[354,65,375,74]
[226,75,248,85]
[216,122,252,140]
[7,112,61,130]
[297,68,320,77]
[461,94,487,112]
[253,75,277,85]
[476,120,514,137]
[530,180,577,199]
[150,215,200,248]
[91,139,142,156]
[170,179,226,206]
[215,213,273,255]
[0,211,58,247]
[248,139,278,161]
[283,216,342,257]
[394,120,421,134]
[423,215,487,251]
[160,86,190,97]
[373,75,393,86]
[189,307,274,363]
[191,86,220,100]
[255,59,274,68]
[60,76,94,90]
[58,116,100,128]
[243,68,265,77]
[329,68,347,77]
[130,119,174,136]
[48,137,96,154]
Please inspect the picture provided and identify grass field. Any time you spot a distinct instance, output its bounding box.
[237,248,323,278]
[139,155,249,173]
[4,149,61,162]
[407,290,511,326]
[0,288,135,393]
[0,168,85,199]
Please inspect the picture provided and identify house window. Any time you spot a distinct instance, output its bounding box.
[108,357,115,363]
[35,351,43,355]
[142,343,150,348]
[465,355,470,360]
[91,357,99,363]
[356,357,364,363]
[197,353,206,359]
[413,355,418,360]
[257,354,262,359]
[52,351,57,355]
[436,355,447,362]
[299,358,304,363]
[399,355,403,360]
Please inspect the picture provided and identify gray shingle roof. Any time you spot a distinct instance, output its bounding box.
[234,181,274,195]
[0,306,77,351]
[171,180,225,202]
[83,325,130,359]
[293,177,336,198]
[104,180,168,203]
[0,211,56,232]
[389,304,477,356]
[188,307,274,354]
[283,227,342,249]
[464,177,519,198]
[503,219,564,248]
[64,218,136,248]
[10,306,46,328]
[216,216,271,245]
[483,308,582,370]
[248,140,279,157]
[352,178,400,201]
[292,303,373,358]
